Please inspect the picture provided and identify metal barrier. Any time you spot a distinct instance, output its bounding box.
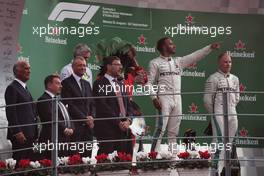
[0,90,263,176]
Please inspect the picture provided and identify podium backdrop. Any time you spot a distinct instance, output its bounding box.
[17,0,264,147]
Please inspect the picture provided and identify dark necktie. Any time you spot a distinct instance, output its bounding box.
[25,86,33,100]
[80,79,86,96]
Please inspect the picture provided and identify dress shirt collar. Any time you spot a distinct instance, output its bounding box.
[104,73,116,83]
[45,90,55,98]
[14,78,26,89]
[72,72,82,83]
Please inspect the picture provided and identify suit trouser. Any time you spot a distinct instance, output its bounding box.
[151,94,182,152]
[211,107,238,174]
[97,129,133,155]
[72,124,93,157]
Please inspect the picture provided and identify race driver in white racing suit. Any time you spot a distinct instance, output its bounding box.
[146,37,220,153]
[203,52,240,175]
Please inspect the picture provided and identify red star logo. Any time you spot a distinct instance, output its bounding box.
[239,83,246,92]
[239,127,248,137]
[16,43,22,54]
[189,103,198,113]
[185,14,194,25]
[138,34,146,45]
[187,62,197,70]
[235,40,246,50]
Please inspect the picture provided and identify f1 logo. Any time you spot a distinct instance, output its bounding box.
[48,2,99,24]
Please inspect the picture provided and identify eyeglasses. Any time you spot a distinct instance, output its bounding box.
[111,63,122,66]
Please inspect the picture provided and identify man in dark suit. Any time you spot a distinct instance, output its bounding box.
[5,60,38,161]
[61,56,94,156]
[93,56,133,155]
[37,74,74,158]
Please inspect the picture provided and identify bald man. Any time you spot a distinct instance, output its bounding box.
[5,60,38,161]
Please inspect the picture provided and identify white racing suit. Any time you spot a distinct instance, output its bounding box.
[203,71,240,174]
[146,45,212,152]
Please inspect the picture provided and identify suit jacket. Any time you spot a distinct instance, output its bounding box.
[5,80,37,140]
[93,77,133,137]
[61,75,95,127]
[37,92,74,142]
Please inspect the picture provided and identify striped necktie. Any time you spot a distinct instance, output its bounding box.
[58,101,71,128]
[112,79,126,117]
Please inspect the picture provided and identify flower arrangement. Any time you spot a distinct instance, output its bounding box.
[94,151,132,172]
[58,154,91,174]
[0,149,211,175]
[136,151,172,170]
[0,158,51,176]
[175,150,211,168]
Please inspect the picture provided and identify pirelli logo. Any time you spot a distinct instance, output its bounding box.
[48,2,99,24]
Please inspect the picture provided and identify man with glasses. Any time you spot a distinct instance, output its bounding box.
[93,56,133,155]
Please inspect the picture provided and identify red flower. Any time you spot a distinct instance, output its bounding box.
[18,159,30,169]
[177,152,190,159]
[117,152,132,162]
[68,154,82,165]
[126,154,132,162]
[95,153,108,163]
[148,151,158,160]
[39,159,52,167]
[0,160,6,169]
[199,151,211,159]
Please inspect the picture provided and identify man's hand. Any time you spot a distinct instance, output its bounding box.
[86,116,94,129]
[210,42,221,49]
[64,128,74,136]
[152,98,162,110]
[14,132,26,144]
[119,120,130,132]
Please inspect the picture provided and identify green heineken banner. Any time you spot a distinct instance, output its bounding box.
[18,0,264,147]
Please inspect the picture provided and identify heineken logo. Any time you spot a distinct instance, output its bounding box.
[227,40,255,59]
[239,83,257,102]
[236,127,259,146]
[135,34,155,53]
[182,103,206,121]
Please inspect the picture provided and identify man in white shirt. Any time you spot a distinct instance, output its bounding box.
[60,43,93,87]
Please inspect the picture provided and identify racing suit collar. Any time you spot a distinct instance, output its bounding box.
[218,69,230,78]
[160,55,172,61]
